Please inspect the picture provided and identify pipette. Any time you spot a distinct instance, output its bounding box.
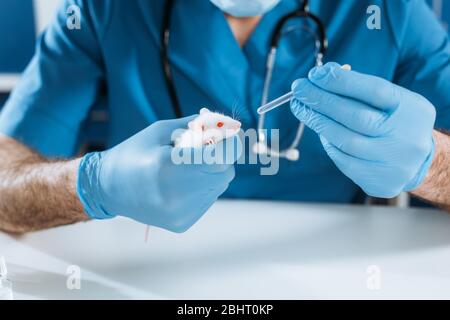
[257,91,293,115]
[257,64,352,115]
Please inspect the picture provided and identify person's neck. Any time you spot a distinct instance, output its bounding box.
[225,15,262,47]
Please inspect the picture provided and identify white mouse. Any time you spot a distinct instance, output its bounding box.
[174,108,241,148]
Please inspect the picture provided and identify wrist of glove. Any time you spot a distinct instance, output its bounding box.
[78,151,113,220]
[404,135,435,192]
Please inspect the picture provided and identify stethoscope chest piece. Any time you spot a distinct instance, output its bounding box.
[253,0,327,162]
[253,142,300,161]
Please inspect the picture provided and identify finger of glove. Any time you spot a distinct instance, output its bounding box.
[308,62,400,112]
[291,101,377,160]
[291,78,389,137]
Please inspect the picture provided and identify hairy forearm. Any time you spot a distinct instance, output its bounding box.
[0,135,87,233]
[411,130,450,210]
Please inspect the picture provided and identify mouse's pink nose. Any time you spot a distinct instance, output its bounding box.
[234,123,241,130]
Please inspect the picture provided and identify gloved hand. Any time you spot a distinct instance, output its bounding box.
[290,62,436,198]
[77,116,239,233]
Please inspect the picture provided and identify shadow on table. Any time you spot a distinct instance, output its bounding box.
[128,206,450,267]
[16,204,450,297]
[8,263,132,300]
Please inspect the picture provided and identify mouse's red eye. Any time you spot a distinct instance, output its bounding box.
[201,125,206,131]
[217,122,224,128]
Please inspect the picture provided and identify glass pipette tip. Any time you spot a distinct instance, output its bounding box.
[257,91,294,115]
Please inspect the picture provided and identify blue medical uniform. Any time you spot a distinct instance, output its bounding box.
[0,0,449,203]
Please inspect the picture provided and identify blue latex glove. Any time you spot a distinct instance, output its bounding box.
[290,62,436,198]
[77,116,238,233]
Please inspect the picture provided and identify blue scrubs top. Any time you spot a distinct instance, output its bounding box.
[0,0,449,203]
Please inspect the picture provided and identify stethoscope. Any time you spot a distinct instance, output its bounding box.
[161,0,328,161]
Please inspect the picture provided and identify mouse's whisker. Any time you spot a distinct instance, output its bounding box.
[231,99,244,121]
[231,98,240,117]
[235,107,244,121]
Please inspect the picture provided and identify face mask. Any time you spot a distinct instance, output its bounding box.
[210,0,281,17]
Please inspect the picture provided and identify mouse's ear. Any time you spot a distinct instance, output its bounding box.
[200,107,210,114]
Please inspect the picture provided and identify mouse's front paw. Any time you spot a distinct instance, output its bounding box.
[204,137,216,145]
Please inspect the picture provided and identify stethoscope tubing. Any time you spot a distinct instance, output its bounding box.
[257,0,327,160]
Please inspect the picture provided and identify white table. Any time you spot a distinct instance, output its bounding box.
[1,200,450,300]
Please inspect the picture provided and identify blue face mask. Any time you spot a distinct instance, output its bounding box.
[210,0,281,17]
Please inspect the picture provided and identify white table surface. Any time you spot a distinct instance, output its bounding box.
[1,200,450,300]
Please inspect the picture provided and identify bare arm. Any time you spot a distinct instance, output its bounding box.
[412,130,450,211]
[0,134,87,234]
